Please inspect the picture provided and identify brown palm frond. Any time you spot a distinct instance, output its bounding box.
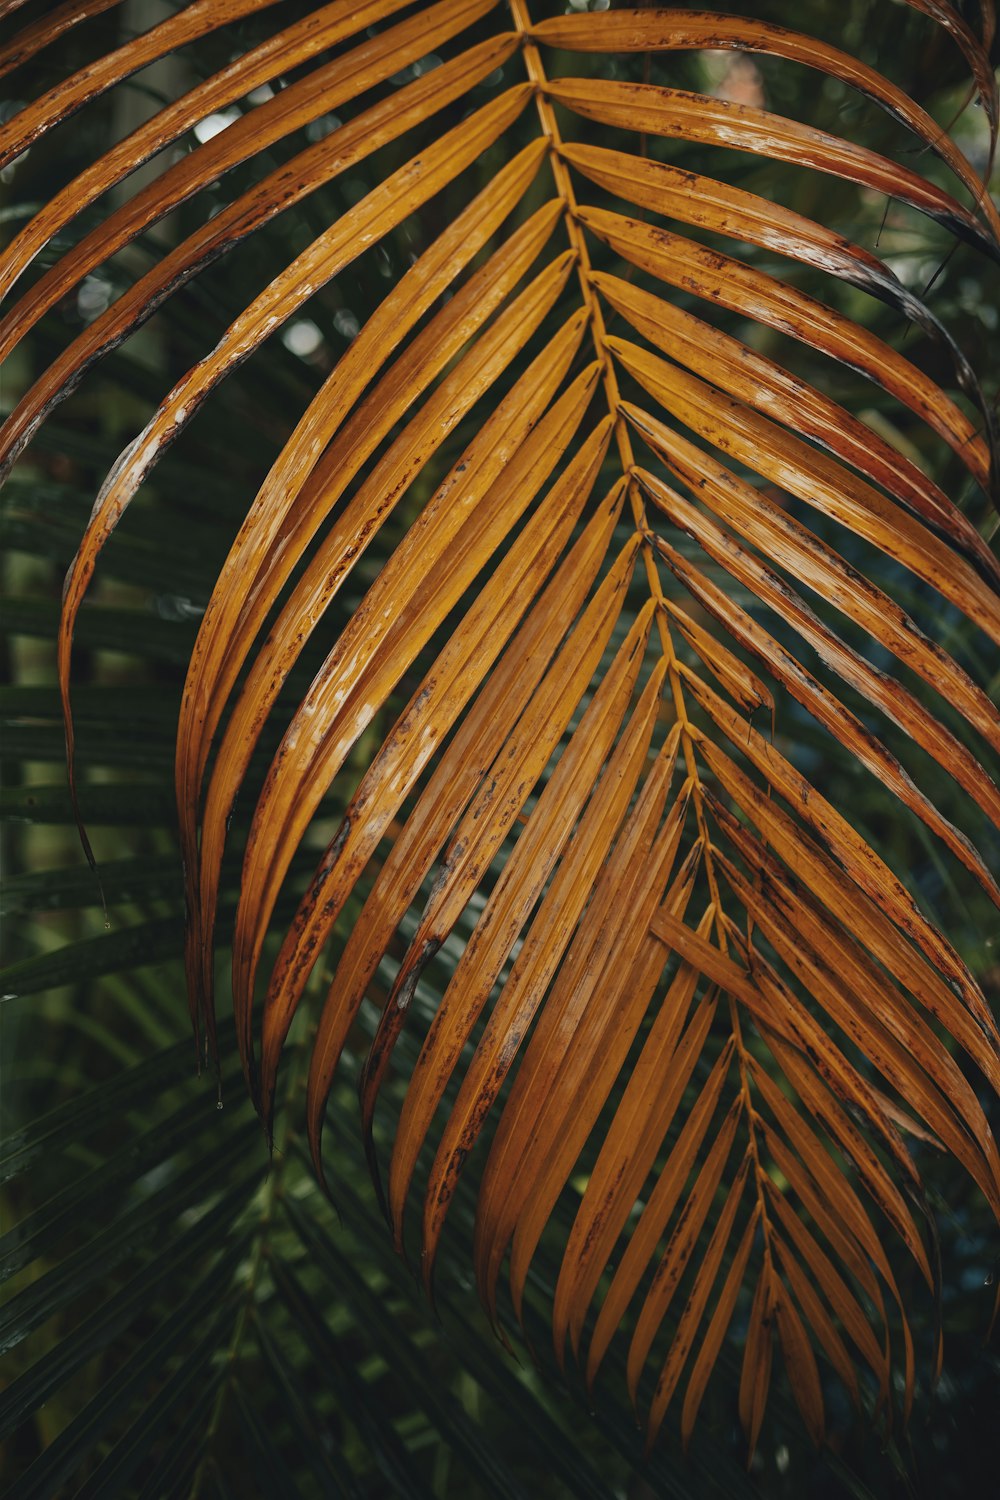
[4,0,999,1455]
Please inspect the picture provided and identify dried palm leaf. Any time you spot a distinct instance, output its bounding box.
[4,0,998,1454]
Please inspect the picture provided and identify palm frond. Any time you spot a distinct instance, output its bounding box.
[2,0,998,1462]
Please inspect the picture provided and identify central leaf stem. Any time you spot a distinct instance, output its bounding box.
[511,0,774,1233]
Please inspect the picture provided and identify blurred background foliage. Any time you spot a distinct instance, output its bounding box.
[0,0,997,1494]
